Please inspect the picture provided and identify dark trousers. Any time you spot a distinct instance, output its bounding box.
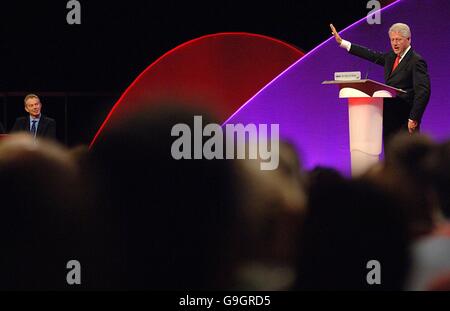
[383,98,413,148]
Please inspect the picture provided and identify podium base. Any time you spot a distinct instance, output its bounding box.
[350,149,379,176]
[348,97,383,177]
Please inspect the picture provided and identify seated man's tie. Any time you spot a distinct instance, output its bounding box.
[31,120,37,137]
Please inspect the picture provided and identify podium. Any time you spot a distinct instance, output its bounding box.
[322,79,406,176]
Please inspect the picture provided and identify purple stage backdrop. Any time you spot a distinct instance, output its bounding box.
[225,0,450,175]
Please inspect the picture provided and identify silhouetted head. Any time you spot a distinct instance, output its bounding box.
[382,133,439,239]
[424,140,450,219]
[0,134,84,290]
[295,177,410,290]
[232,141,306,290]
[89,104,239,290]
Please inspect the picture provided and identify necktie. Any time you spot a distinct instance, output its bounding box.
[31,120,37,137]
[392,54,401,73]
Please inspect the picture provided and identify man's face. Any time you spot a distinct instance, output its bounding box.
[389,31,410,56]
[25,97,42,118]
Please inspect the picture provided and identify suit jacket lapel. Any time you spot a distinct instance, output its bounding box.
[25,116,31,132]
[37,116,47,136]
[389,48,413,79]
[385,52,396,81]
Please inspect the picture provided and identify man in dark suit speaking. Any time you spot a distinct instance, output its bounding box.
[11,94,56,139]
[330,23,431,144]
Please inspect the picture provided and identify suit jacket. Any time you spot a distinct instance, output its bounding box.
[11,115,56,139]
[349,44,431,123]
[0,122,4,134]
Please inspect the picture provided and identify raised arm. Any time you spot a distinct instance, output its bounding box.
[330,23,386,66]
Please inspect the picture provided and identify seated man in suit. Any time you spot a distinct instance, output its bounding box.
[11,94,56,139]
[330,23,431,145]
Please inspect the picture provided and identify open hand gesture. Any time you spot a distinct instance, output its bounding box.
[330,24,343,45]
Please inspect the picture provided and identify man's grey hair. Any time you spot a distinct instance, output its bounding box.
[389,23,411,38]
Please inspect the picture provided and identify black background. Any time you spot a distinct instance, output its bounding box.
[0,0,376,146]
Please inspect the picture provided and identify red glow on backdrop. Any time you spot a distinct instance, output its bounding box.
[90,32,303,147]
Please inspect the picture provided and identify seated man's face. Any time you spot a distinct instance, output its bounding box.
[25,98,42,118]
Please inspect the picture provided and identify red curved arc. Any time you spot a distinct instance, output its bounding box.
[90,32,304,148]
